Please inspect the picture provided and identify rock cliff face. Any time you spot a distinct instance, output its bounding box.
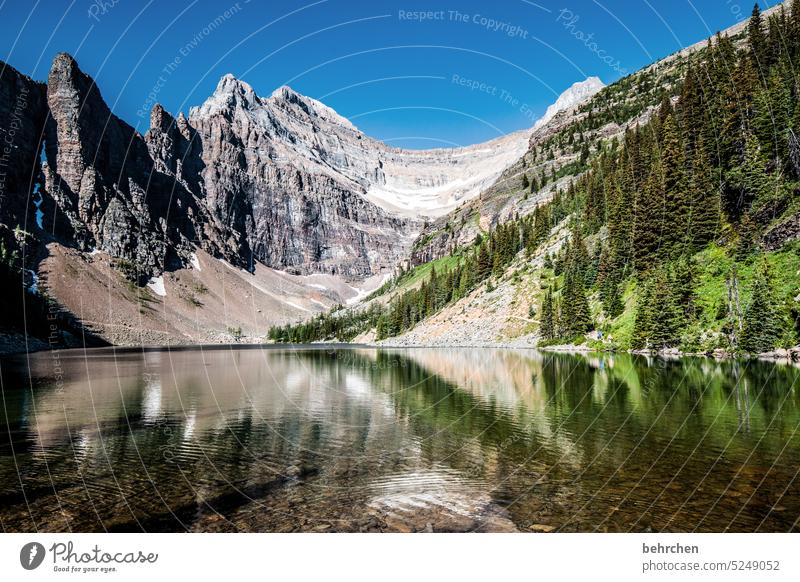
[42,53,241,278]
[190,79,530,220]
[184,76,530,276]
[0,64,47,229]
[187,77,416,277]
[531,77,605,132]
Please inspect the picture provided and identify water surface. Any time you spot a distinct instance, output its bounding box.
[1,346,798,532]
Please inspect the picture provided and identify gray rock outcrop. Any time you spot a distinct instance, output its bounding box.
[0,63,47,229]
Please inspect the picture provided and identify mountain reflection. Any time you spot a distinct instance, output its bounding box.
[0,347,797,532]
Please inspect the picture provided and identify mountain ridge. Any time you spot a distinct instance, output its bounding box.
[0,50,618,348]
[186,72,600,218]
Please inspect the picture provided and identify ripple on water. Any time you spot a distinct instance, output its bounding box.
[367,468,518,532]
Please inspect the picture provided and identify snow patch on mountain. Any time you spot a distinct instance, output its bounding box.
[147,276,166,297]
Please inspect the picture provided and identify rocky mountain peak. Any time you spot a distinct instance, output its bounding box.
[532,76,605,131]
[176,111,190,134]
[48,51,102,115]
[270,84,299,100]
[187,75,531,220]
[269,84,358,132]
[196,73,260,115]
[149,103,173,132]
[50,52,79,76]
[0,59,48,229]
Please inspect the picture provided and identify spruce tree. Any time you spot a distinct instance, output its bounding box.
[458,259,473,296]
[476,243,491,281]
[561,226,593,338]
[660,114,688,255]
[580,141,590,165]
[688,139,721,250]
[376,315,387,340]
[649,269,684,348]
[740,260,783,353]
[598,242,624,319]
[633,160,664,272]
[632,280,655,350]
[672,256,697,319]
[532,204,551,248]
[727,132,769,218]
[540,288,555,341]
[748,3,768,71]
[632,269,682,350]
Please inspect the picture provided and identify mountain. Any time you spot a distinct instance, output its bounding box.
[193,77,532,220]
[3,52,585,347]
[0,63,47,230]
[182,75,412,278]
[407,75,608,265]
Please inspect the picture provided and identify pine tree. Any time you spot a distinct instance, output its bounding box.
[716,40,753,174]
[376,315,387,340]
[735,214,758,260]
[660,114,689,256]
[657,92,674,125]
[632,269,682,349]
[726,132,769,218]
[632,279,655,350]
[687,139,721,250]
[748,3,768,71]
[458,258,474,296]
[476,243,491,281]
[678,63,703,150]
[580,141,590,165]
[672,256,697,319]
[598,243,624,318]
[540,288,555,341]
[633,159,664,272]
[531,204,551,249]
[649,269,684,348]
[740,260,783,353]
[753,68,792,166]
[560,225,593,338]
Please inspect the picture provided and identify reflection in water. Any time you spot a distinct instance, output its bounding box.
[0,346,798,532]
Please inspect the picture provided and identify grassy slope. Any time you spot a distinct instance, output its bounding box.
[601,243,800,352]
[367,253,465,304]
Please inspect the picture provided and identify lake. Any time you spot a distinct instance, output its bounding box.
[0,346,798,532]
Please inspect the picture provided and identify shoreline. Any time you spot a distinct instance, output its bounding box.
[374,335,800,362]
[3,332,799,365]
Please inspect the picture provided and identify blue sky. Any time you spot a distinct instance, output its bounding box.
[0,0,772,148]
